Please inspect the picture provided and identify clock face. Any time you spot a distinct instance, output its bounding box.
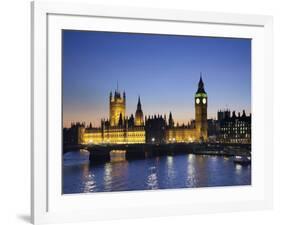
[202,98,207,104]
[196,98,200,104]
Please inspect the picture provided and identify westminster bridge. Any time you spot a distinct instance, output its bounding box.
[63,143,251,163]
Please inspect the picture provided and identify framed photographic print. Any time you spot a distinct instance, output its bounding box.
[31,1,273,224]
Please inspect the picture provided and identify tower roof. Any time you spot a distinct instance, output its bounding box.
[196,74,206,94]
[135,96,144,126]
[114,90,121,99]
[137,96,142,110]
[112,81,125,100]
[169,111,173,120]
[135,96,143,114]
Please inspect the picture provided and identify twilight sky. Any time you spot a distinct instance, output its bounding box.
[63,30,251,128]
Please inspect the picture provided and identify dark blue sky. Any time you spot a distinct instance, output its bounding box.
[63,30,251,127]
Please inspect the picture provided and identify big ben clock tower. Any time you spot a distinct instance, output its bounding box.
[195,75,208,141]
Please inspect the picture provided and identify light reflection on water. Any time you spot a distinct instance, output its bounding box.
[186,154,197,187]
[103,163,113,191]
[63,151,251,194]
[166,156,176,186]
[146,166,158,189]
[82,163,96,193]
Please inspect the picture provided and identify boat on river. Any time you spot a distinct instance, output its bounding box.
[233,155,251,165]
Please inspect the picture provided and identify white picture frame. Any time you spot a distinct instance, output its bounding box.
[31,1,273,224]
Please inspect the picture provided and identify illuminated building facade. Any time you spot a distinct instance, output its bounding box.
[109,90,126,126]
[65,77,208,145]
[217,110,251,144]
[165,76,208,143]
[81,90,146,144]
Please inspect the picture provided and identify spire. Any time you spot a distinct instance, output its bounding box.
[137,95,142,110]
[169,111,173,119]
[135,96,144,126]
[123,91,126,102]
[196,73,206,94]
[168,111,174,127]
[114,81,121,99]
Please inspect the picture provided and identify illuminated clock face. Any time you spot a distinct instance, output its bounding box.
[196,98,200,104]
[202,98,207,104]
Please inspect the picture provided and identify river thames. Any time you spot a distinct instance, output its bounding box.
[63,150,251,194]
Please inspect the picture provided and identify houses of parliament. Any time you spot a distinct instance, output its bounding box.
[70,77,208,145]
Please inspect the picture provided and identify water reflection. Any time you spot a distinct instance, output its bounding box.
[103,160,129,192]
[110,150,126,162]
[186,154,197,187]
[166,155,178,187]
[63,151,251,194]
[82,163,97,193]
[166,156,175,177]
[188,154,195,161]
[235,164,242,174]
[103,163,113,191]
[146,166,158,189]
